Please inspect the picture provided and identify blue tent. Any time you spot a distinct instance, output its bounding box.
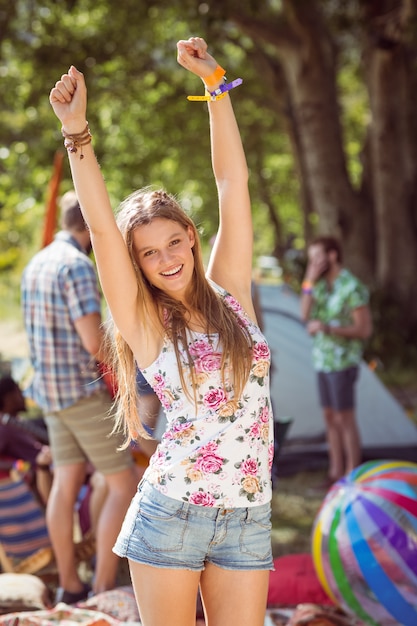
[260,284,417,473]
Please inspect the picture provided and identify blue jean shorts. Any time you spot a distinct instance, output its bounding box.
[317,366,359,411]
[113,480,273,571]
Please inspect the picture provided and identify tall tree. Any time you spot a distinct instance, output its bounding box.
[200,0,417,346]
[1,0,416,363]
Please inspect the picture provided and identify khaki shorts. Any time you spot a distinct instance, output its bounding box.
[45,391,132,475]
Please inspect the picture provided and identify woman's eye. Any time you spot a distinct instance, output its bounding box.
[170,239,180,246]
[144,249,156,257]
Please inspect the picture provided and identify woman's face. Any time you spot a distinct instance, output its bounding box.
[132,217,196,301]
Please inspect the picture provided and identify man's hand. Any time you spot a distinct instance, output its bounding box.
[36,445,52,467]
[307,319,327,336]
[304,257,329,284]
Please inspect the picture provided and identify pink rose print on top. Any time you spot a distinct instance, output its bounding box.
[184,441,228,485]
[151,372,181,411]
[195,451,224,475]
[248,421,261,438]
[224,295,244,314]
[251,342,270,386]
[163,419,197,446]
[195,352,222,374]
[152,372,165,392]
[236,402,270,446]
[240,457,259,476]
[188,490,216,506]
[235,456,263,502]
[259,405,270,423]
[189,338,212,357]
[253,341,270,361]
[203,387,227,410]
[198,441,219,454]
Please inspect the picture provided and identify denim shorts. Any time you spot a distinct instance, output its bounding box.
[317,366,359,411]
[113,480,273,571]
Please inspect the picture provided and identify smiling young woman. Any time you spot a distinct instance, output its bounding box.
[49,36,274,626]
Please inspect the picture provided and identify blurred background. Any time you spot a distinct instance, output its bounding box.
[1,0,416,404]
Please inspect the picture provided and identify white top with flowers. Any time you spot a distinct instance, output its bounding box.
[141,284,274,508]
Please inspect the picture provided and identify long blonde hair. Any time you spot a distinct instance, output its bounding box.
[106,188,253,446]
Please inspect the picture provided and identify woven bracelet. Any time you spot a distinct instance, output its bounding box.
[62,122,92,160]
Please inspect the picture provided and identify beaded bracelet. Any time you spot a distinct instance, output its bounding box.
[62,122,92,160]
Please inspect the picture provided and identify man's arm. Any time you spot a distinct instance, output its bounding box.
[300,257,327,322]
[73,312,105,361]
[300,289,315,323]
[323,305,373,340]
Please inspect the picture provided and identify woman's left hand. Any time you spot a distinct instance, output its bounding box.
[177,37,217,82]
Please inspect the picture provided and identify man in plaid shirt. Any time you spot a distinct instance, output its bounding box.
[21,190,137,604]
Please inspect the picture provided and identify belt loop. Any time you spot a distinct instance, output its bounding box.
[179,502,188,520]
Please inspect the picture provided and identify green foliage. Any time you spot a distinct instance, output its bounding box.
[0,0,301,283]
[365,289,417,371]
[0,0,413,374]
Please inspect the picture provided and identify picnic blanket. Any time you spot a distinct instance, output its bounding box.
[0,585,140,625]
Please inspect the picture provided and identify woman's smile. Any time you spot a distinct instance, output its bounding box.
[160,264,184,277]
[132,218,195,299]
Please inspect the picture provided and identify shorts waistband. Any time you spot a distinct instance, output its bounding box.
[138,480,271,520]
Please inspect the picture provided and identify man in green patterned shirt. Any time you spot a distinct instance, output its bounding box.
[300,236,372,486]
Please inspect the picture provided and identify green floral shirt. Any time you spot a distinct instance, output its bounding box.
[310,269,369,372]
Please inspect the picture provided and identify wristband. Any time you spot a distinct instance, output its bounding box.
[187,79,242,103]
[301,280,313,295]
[187,91,227,102]
[208,78,243,97]
[203,64,226,88]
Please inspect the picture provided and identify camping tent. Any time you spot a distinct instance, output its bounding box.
[260,284,417,473]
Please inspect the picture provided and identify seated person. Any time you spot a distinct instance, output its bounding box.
[0,375,53,505]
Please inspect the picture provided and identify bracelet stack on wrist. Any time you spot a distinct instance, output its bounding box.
[62,122,92,159]
[187,65,243,102]
[301,280,313,295]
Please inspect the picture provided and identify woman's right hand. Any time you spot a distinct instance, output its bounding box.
[49,65,88,133]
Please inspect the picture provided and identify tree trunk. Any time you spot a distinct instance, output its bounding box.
[363,0,417,323]
[232,1,375,284]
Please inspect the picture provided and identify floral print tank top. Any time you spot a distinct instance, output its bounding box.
[141,284,274,508]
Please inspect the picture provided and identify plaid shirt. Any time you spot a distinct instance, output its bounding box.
[21,231,105,412]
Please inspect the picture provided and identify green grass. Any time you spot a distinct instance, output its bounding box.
[271,470,326,557]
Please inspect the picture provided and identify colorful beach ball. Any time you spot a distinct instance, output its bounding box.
[312,460,417,626]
